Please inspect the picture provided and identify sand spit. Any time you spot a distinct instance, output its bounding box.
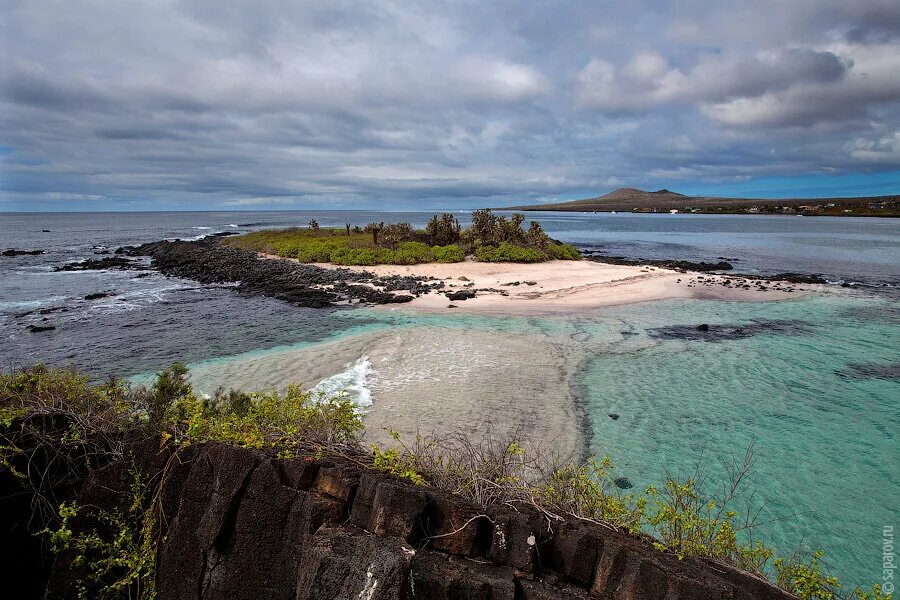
[187,326,585,462]
[288,258,816,316]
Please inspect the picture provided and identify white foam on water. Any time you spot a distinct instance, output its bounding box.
[313,356,374,411]
[0,295,68,311]
[192,226,212,230]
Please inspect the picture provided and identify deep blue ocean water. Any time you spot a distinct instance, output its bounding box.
[1,210,898,587]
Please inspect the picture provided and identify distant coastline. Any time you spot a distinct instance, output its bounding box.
[503,187,900,217]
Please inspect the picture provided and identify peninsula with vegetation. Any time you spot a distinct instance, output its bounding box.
[505,188,900,217]
[226,210,582,265]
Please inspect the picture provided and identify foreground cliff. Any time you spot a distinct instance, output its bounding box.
[4,437,795,599]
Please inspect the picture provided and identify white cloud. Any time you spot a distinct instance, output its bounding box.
[452,58,549,102]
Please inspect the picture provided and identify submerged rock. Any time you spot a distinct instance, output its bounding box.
[837,362,900,380]
[649,319,810,342]
[27,324,56,333]
[614,477,633,489]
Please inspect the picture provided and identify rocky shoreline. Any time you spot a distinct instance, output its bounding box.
[42,236,834,317]
[47,238,447,308]
[2,423,798,600]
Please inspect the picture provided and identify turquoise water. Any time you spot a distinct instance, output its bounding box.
[579,293,899,588]
[172,292,898,588]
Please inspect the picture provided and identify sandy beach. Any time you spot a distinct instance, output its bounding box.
[298,258,814,315]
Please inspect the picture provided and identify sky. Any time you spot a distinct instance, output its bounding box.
[1,0,899,211]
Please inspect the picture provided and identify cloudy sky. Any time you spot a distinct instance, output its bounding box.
[1,0,899,211]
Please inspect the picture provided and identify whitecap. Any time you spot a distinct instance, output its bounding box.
[313,356,374,411]
[192,226,212,230]
[0,295,68,311]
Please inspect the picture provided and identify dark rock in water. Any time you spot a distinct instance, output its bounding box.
[446,289,477,301]
[54,256,140,271]
[649,319,810,342]
[27,324,56,332]
[134,272,152,278]
[41,229,51,232]
[84,292,116,301]
[458,276,470,281]
[608,413,619,420]
[3,248,45,257]
[586,255,733,272]
[447,304,458,308]
[524,281,538,286]
[763,272,827,284]
[209,231,240,237]
[614,477,633,490]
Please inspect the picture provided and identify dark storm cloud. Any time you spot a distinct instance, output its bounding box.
[0,0,898,210]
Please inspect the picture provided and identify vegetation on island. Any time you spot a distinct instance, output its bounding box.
[0,364,890,600]
[226,209,581,265]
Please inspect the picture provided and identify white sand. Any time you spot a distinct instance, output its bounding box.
[300,258,811,316]
[187,326,585,461]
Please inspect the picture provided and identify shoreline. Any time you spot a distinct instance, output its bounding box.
[262,253,821,316]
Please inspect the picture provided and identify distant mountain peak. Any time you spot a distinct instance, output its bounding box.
[595,187,686,200]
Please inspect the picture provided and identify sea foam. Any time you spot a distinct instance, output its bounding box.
[313,356,374,411]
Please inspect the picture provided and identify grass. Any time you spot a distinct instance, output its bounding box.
[1,364,889,600]
[226,211,582,265]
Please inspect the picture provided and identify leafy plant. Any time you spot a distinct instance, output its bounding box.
[432,244,465,263]
[475,242,548,263]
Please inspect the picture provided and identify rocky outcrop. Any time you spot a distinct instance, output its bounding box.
[584,255,734,272]
[124,239,428,308]
[3,436,798,599]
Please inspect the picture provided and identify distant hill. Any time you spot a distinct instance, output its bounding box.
[502,188,900,216]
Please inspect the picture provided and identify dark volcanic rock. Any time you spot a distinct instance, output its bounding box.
[84,292,116,300]
[2,248,45,257]
[446,289,477,301]
[54,256,140,271]
[586,255,733,272]
[649,319,810,342]
[126,239,422,308]
[608,413,620,420]
[764,272,827,284]
[5,434,799,600]
[27,324,56,332]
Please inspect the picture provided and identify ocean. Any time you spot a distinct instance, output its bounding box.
[1,210,898,587]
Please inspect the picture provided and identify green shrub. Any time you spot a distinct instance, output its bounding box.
[328,246,387,266]
[547,243,581,260]
[391,242,434,265]
[432,244,465,263]
[475,242,548,263]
